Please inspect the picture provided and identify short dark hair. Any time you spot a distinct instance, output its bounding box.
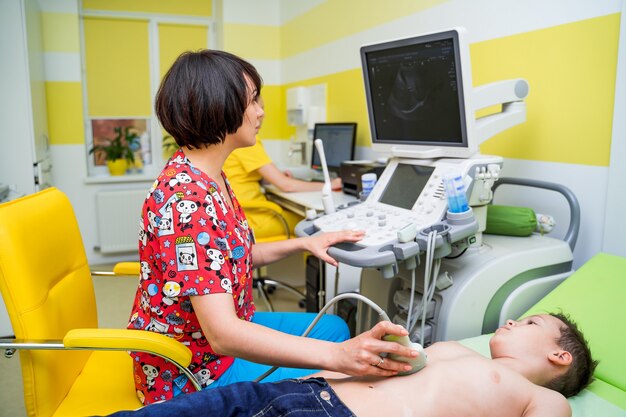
[155,49,262,149]
[545,312,598,397]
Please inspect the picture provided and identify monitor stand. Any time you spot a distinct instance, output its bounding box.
[391,146,477,160]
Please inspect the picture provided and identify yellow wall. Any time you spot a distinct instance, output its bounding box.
[474,15,619,166]
[223,24,280,60]
[42,11,83,145]
[46,83,84,145]
[280,0,447,58]
[44,1,620,169]
[227,6,619,168]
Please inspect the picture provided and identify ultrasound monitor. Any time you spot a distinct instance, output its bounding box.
[311,122,357,174]
[360,28,476,159]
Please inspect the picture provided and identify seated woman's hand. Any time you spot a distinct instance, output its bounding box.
[304,230,365,266]
[330,321,421,377]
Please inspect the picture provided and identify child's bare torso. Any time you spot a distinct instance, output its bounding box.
[316,341,569,417]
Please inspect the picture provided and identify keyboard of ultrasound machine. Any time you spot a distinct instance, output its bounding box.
[312,201,437,247]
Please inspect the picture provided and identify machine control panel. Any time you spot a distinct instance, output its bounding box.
[311,155,501,248]
[314,201,442,247]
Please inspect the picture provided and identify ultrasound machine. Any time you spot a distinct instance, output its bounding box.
[296,28,577,345]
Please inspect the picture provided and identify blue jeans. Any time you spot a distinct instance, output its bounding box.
[107,377,355,417]
[172,312,349,395]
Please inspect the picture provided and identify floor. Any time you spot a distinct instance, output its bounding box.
[0,256,306,417]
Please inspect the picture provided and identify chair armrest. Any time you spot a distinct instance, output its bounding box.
[113,262,141,276]
[64,329,192,367]
[91,262,140,277]
[2,329,200,390]
[238,199,284,215]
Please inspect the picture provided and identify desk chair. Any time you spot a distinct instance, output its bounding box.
[238,199,306,311]
[0,188,200,417]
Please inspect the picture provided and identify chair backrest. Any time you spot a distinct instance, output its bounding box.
[0,188,98,417]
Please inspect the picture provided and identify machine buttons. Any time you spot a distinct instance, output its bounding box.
[313,199,445,247]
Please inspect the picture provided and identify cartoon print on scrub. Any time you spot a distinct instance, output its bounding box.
[176,235,199,271]
[128,150,255,405]
[176,199,200,232]
[141,363,160,392]
[203,194,220,229]
[156,193,182,237]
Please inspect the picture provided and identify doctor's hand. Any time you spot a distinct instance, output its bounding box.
[303,230,364,266]
[330,321,420,377]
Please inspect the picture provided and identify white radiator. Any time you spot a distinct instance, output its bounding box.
[95,189,147,254]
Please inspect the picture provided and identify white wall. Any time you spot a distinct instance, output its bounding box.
[603,0,626,257]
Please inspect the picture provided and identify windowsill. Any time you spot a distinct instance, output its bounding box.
[84,173,155,185]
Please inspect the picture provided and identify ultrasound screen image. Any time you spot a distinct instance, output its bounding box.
[364,38,463,144]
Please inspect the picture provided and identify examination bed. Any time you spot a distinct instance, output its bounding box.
[460,252,626,416]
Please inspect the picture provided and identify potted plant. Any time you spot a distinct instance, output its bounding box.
[162,134,178,160]
[89,126,140,176]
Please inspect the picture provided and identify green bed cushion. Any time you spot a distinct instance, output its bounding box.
[523,253,626,393]
[585,379,626,413]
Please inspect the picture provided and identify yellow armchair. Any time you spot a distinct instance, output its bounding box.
[0,188,200,417]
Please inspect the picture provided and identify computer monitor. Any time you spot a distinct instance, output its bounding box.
[311,122,357,174]
[360,27,476,159]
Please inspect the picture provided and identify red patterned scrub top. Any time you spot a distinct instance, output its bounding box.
[128,149,255,404]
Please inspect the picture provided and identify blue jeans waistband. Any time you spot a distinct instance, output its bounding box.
[251,377,356,417]
[107,377,355,417]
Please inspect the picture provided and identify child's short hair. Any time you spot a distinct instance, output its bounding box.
[545,312,598,397]
[155,49,262,150]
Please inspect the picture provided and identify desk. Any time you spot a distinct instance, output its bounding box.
[264,184,357,217]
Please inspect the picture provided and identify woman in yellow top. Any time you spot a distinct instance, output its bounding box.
[223,96,342,239]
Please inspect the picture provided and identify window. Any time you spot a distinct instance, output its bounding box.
[81,10,214,177]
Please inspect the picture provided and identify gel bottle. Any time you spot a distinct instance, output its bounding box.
[444,172,469,213]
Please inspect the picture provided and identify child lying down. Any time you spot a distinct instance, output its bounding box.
[106,312,596,417]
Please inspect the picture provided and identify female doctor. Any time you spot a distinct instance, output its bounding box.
[127,49,417,405]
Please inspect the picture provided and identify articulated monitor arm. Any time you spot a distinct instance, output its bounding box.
[474,78,529,145]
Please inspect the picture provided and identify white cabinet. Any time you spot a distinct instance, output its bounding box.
[0,0,51,336]
[0,0,52,200]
